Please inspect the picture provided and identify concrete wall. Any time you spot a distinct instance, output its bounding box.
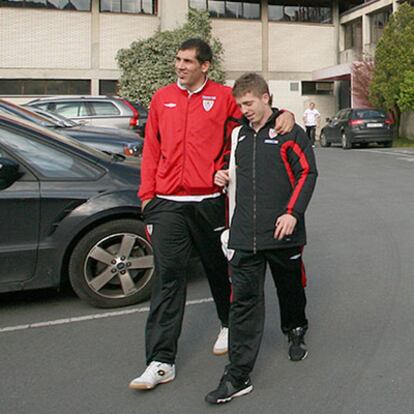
[212,20,262,73]
[99,14,158,70]
[0,9,91,69]
[268,22,336,73]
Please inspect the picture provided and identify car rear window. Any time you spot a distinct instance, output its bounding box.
[353,110,386,119]
[91,101,121,116]
[54,102,89,117]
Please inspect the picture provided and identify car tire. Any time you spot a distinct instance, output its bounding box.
[383,141,393,148]
[341,131,352,150]
[69,219,154,308]
[320,131,330,147]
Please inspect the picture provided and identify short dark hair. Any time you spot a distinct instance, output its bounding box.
[179,38,213,64]
[232,73,270,99]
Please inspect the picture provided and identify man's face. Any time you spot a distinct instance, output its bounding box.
[236,91,270,125]
[310,103,315,109]
[175,48,210,90]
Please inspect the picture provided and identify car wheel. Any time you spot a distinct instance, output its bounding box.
[341,131,352,150]
[69,219,154,308]
[383,141,393,148]
[320,131,330,147]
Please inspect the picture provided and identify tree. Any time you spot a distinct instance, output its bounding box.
[397,70,414,113]
[116,8,225,107]
[369,2,414,126]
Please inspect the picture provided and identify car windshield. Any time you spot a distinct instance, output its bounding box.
[28,107,78,127]
[354,110,386,119]
[0,113,113,160]
[0,100,56,128]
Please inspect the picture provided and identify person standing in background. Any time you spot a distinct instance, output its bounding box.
[303,102,320,147]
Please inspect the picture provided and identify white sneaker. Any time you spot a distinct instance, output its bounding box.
[129,361,175,390]
[213,327,228,355]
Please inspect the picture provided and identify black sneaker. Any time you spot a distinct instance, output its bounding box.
[205,375,253,404]
[288,327,308,361]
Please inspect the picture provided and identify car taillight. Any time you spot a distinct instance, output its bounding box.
[385,118,394,125]
[123,144,141,157]
[121,99,139,128]
[349,119,364,127]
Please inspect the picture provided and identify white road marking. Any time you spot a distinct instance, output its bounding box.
[360,149,414,163]
[0,297,214,334]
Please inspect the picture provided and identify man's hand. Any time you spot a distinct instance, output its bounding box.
[214,170,230,187]
[274,214,297,240]
[141,198,153,212]
[275,111,295,134]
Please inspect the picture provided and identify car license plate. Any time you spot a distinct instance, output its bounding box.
[366,123,383,128]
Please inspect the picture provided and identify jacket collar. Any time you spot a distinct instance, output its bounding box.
[239,108,280,130]
[176,77,208,96]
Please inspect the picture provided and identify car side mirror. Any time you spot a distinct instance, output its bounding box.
[0,158,21,190]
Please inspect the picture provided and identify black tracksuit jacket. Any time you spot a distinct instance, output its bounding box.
[228,111,318,252]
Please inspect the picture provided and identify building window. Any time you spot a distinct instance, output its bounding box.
[0,80,91,96]
[189,0,260,19]
[268,1,332,24]
[370,7,392,44]
[290,82,299,91]
[302,81,333,95]
[99,80,119,96]
[344,18,362,50]
[100,0,157,14]
[0,0,90,10]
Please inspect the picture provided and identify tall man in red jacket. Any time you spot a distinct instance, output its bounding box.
[129,38,294,390]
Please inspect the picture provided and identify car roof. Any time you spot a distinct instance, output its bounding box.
[29,95,122,102]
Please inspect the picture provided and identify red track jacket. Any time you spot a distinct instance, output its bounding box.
[138,80,240,201]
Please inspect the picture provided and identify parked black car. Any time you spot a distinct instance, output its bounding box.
[320,108,394,149]
[0,99,143,157]
[0,113,153,308]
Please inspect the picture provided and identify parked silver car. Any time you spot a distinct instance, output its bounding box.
[27,95,147,134]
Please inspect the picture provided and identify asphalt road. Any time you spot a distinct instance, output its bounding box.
[1,146,414,414]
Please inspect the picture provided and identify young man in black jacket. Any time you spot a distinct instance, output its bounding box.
[205,73,318,404]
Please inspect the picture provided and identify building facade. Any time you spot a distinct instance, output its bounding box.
[0,0,411,127]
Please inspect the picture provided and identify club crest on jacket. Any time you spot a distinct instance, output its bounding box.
[202,95,216,112]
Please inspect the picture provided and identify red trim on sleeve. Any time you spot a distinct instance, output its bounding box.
[280,141,310,215]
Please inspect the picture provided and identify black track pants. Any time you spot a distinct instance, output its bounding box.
[143,196,230,365]
[227,247,308,382]
[306,126,316,145]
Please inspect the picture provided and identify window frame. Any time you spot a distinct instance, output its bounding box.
[268,1,333,24]
[0,0,91,11]
[188,0,261,20]
[99,0,158,15]
[0,79,91,97]
[301,81,334,96]
[344,18,362,50]
[370,6,392,45]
